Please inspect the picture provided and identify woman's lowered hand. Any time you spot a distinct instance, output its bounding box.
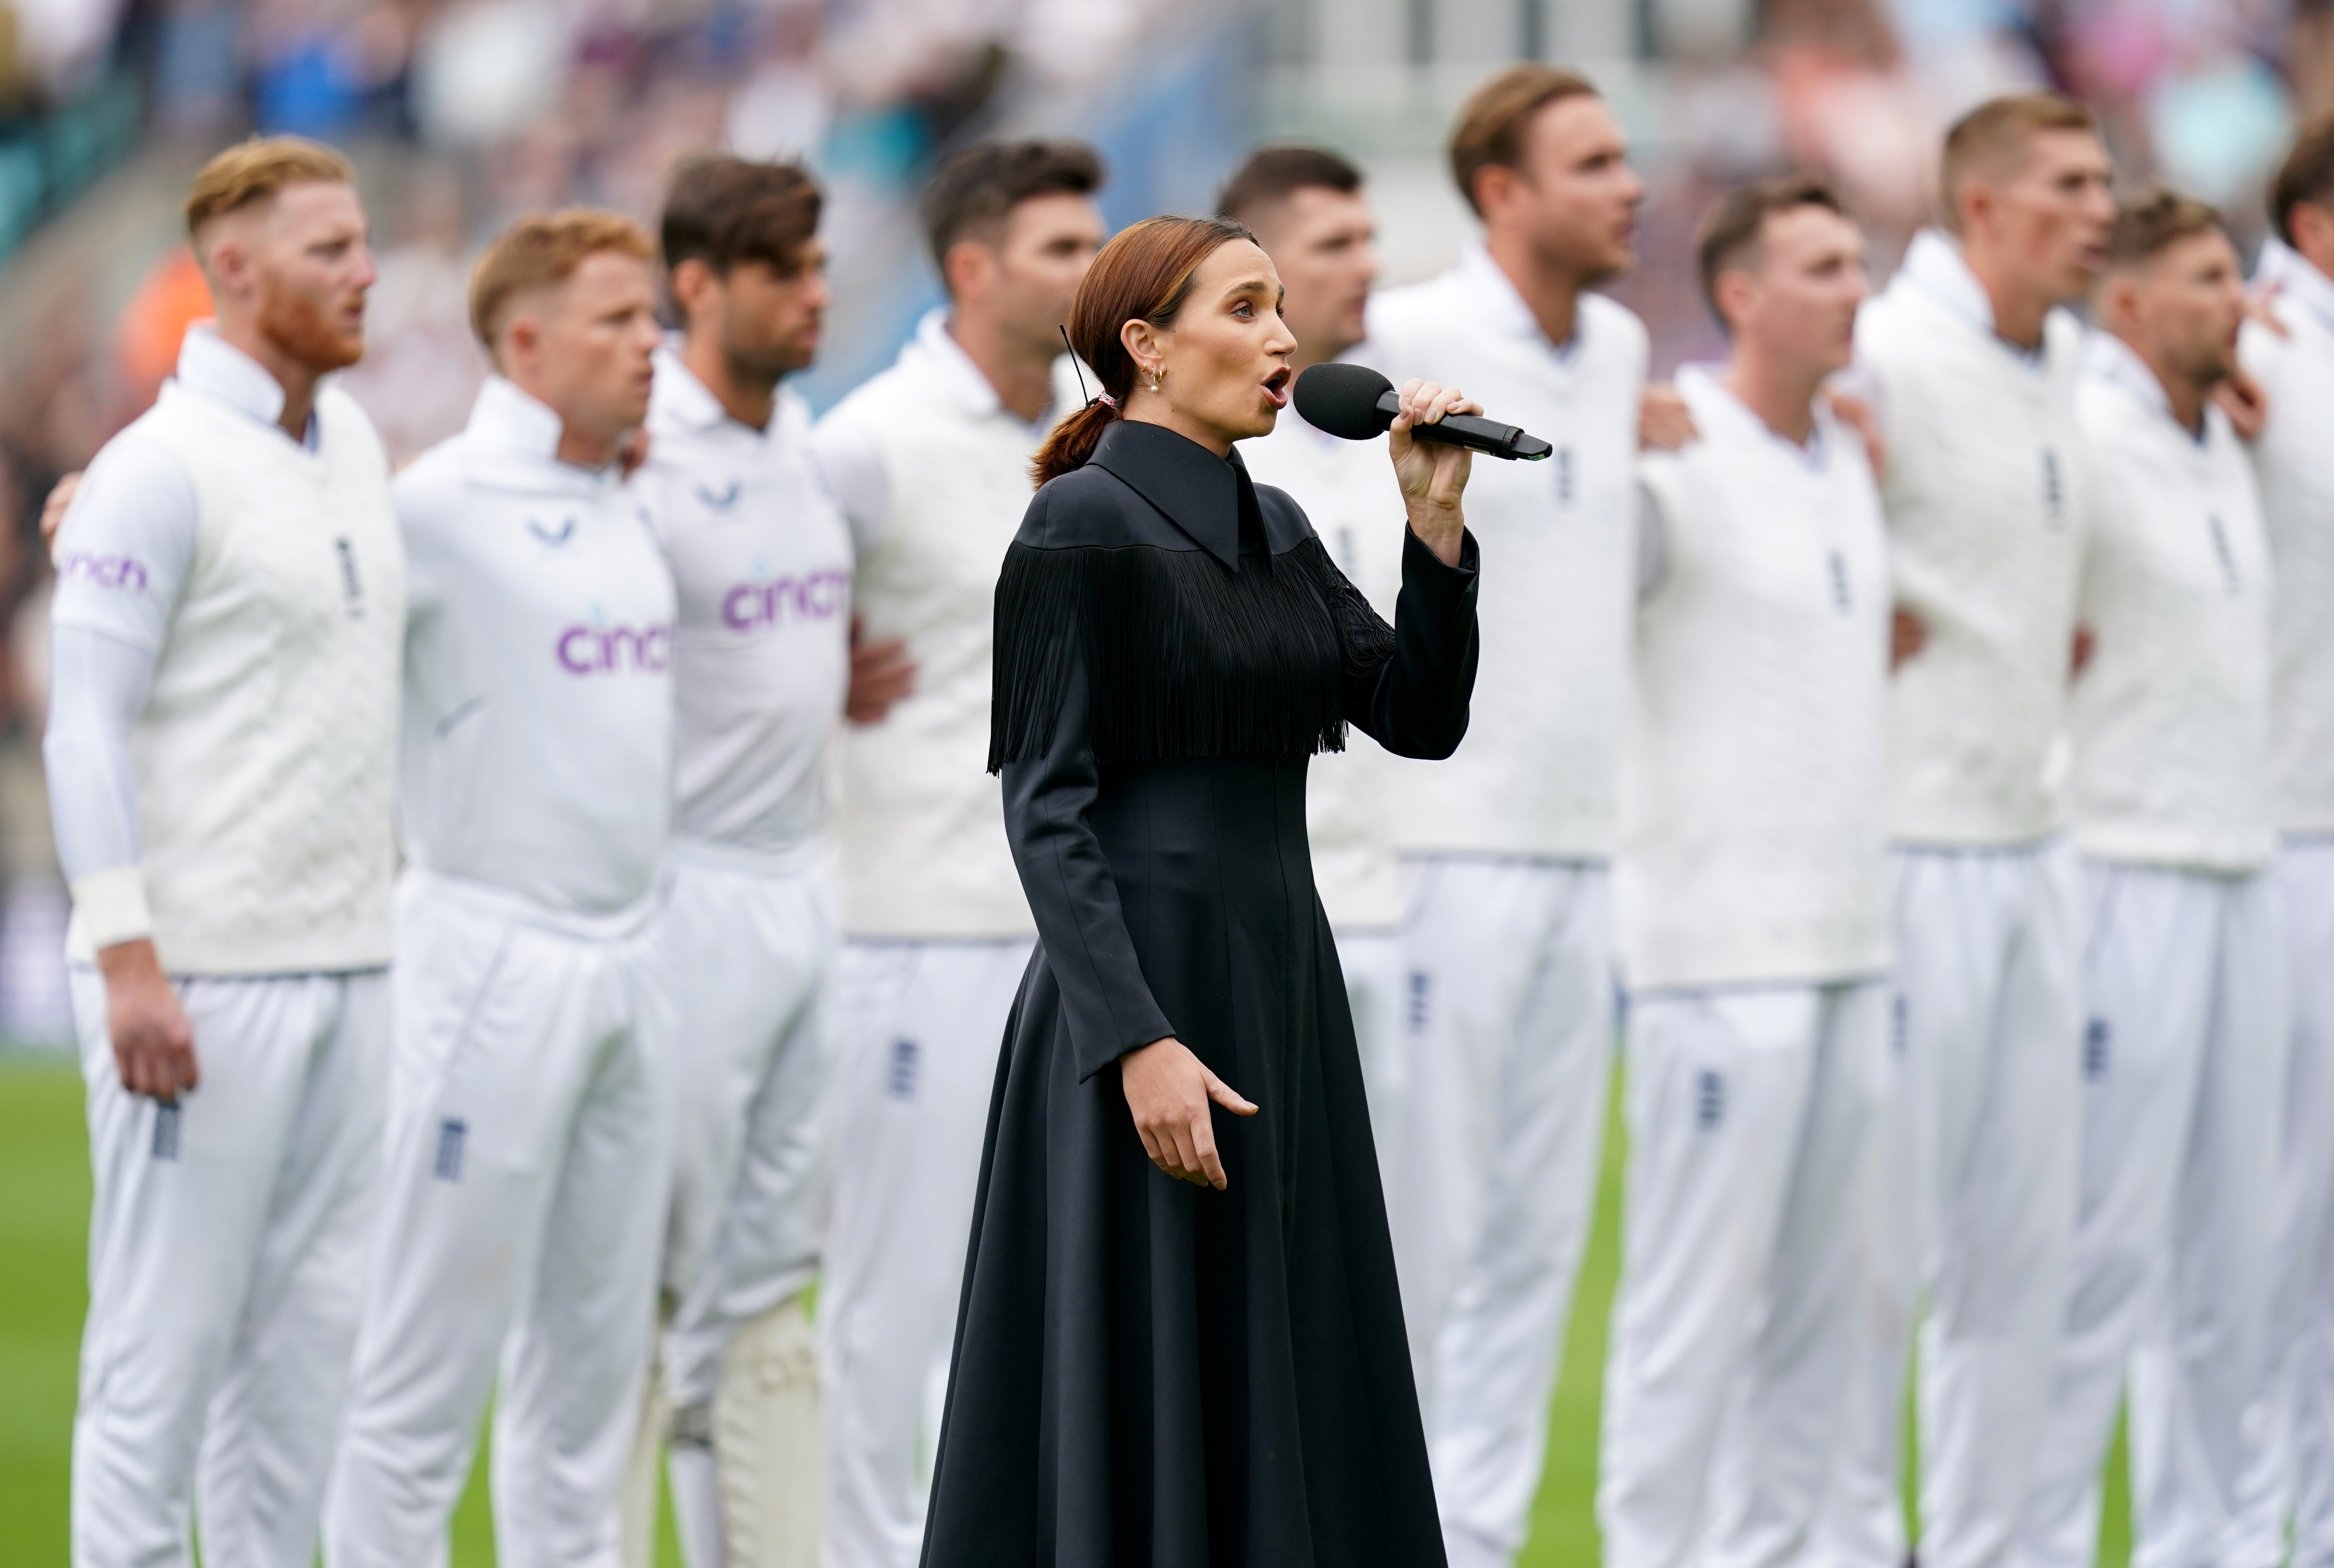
[1120,1036,1257,1190]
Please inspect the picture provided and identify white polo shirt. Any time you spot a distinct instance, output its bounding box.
[811,308,1079,940]
[2068,334,2275,874]
[397,377,678,915]
[639,346,852,860]
[1363,244,1649,861]
[1855,229,2089,847]
[2241,239,2334,836]
[1238,396,1409,931]
[1619,367,1891,991]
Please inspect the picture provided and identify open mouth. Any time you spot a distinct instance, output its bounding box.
[1262,367,1292,409]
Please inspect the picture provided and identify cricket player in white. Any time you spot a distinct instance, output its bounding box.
[808,140,1103,1568]
[2015,189,2283,1568]
[621,156,851,1568]
[1360,68,1648,1568]
[45,138,399,1568]
[326,212,678,1568]
[1219,146,1412,1101]
[1600,177,1890,1568]
[2232,115,2334,1568]
[1825,95,2113,1568]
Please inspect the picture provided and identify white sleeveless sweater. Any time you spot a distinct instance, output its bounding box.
[1857,240,2087,846]
[817,334,1048,938]
[1618,370,1892,991]
[71,382,404,972]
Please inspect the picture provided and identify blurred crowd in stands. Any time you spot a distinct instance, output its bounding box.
[0,0,2320,1041]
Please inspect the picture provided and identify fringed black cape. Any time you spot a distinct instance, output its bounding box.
[921,418,1481,1568]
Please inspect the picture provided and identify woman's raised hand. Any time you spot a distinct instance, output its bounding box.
[1388,379,1479,566]
[1120,1036,1258,1190]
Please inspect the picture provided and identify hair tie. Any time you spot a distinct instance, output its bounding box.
[1096,391,1119,409]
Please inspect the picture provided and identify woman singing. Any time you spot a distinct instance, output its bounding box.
[922,214,1482,1566]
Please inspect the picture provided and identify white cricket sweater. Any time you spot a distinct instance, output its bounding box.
[641,347,852,859]
[2241,240,2334,836]
[1363,245,1648,860]
[51,336,404,974]
[1856,230,2088,847]
[1237,400,1409,931]
[397,378,677,915]
[811,309,1080,939]
[2069,335,2275,873]
[1618,368,1892,991]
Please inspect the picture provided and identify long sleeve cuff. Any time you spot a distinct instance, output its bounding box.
[1402,522,1481,602]
[71,866,153,951]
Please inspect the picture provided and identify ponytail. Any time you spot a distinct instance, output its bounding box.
[1027,214,1254,490]
[1032,400,1116,486]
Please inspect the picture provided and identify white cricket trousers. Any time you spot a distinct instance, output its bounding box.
[2015,862,2285,1568]
[69,965,386,1568]
[1335,926,1404,1114]
[1600,981,1886,1568]
[1381,856,1615,1568]
[819,937,1034,1568]
[1825,842,2083,1568]
[645,842,835,1568]
[2231,839,2334,1568]
[326,870,678,1568]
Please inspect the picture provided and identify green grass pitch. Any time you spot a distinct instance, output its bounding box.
[0,1054,2131,1564]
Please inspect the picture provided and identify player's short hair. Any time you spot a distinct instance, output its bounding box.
[1447,65,1600,219]
[1216,145,1364,229]
[920,139,1106,274]
[184,137,354,244]
[2104,186,2225,271]
[660,154,823,279]
[469,209,655,349]
[1938,93,2098,234]
[2271,111,2334,247]
[1694,174,1851,326]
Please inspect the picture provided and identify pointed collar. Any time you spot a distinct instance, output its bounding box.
[650,341,736,434]
[1089,418,1249,570]
[2258,236,2334,339]
[173,322,320,449]
[1456,241,1584,360]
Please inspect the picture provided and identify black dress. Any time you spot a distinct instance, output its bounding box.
[921,419,1481,1568]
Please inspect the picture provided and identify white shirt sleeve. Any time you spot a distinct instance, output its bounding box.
[50,433,199,651]
[809,408,893,560]
[44,627,162,946]
[1635,482,1670,602]
[45,432,199,949]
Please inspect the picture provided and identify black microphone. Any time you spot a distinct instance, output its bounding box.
[1292,362,1554,461]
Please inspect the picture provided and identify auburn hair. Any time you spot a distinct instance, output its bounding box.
[1031,214,1253,487]
[185,136,354,245]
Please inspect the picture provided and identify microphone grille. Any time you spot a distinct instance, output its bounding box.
[1292,362,1394,441]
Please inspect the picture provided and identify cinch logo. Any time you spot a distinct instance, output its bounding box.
[556,621,673,674]
[59,551,149,592]
[721,568,850,631]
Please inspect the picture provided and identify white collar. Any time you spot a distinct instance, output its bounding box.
[903,306,1057,434]
[2257,236,2334,338]
[652,340,745,435]
[1455,241,1584,361]
[1676,363,1829,469]
[1899,229,2007,339]
[2081,330,2209,441]
[174,322,318,447]
[465,376,580,466]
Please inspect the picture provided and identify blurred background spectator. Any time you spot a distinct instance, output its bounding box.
[0,0,2317,1045]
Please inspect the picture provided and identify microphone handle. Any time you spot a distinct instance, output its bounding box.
[1371,390,1554,461]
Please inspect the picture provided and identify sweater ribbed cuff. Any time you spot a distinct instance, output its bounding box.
[71,866,153,951]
